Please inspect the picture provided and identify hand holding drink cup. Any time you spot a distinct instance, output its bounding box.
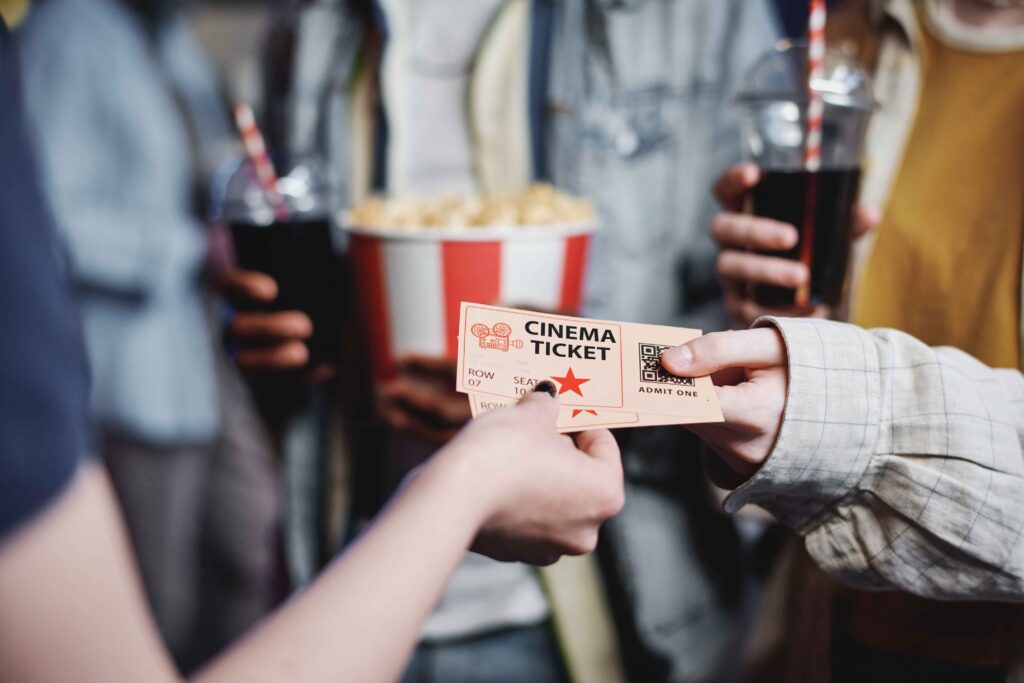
[219,103,342,379]
[712,164,880,327]
[713,39,877,327]
[217,267,315,371]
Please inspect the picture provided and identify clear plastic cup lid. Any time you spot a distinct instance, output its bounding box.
[737,40,875,112]
[213,156,336,225]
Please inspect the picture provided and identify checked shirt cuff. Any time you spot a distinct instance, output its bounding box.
[723,317,883,534]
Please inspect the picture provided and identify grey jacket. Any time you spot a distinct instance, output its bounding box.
[18,0,231,445]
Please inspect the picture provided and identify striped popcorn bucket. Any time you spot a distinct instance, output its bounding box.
[345,222,595,381]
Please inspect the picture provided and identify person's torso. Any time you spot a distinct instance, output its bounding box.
[853,1,1024,369]
[0,16,92,540]
[17,0,230,445]
[345,0,777,330]
[372,1,552,641]
[827,2,1024,677]
[545,0,777,329]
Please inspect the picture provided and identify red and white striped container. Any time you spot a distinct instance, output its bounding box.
[345,222,595,380]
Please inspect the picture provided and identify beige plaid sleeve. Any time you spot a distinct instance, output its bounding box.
[723,317,1024,601]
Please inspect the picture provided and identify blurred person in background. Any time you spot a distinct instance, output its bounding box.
[230,0,781,681]
[16,0,280,670]
[709,0,1024,679]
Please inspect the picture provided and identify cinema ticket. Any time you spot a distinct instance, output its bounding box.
[456,303,723,429]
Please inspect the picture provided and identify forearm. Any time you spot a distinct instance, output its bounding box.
[727,317,1024,600]
[0,389,614,682]
[193,449,485,683]
[0,459,482,683]
[0,467,180,683]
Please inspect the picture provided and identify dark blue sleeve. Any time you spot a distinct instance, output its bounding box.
[0,18,93,541]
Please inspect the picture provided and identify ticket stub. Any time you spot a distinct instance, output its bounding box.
[468,393,705,432]
[456,303,722,424]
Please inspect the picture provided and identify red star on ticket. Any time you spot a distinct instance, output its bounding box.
[551,367,591,397]
[571,409,599,418]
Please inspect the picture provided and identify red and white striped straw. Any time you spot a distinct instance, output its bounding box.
[232,102,290,221]
[796,0,827,306]
[805,0,827,173]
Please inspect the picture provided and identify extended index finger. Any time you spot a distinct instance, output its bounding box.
[661,328,786,377]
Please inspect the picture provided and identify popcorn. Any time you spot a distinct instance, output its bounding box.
[348,184,594,229]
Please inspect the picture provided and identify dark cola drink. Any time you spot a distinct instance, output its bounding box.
[230,218,341,365]
[750,168,861,307]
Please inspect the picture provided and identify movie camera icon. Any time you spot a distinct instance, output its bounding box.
[470,322,524,352]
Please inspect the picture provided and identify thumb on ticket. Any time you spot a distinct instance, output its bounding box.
[516,382,561,426]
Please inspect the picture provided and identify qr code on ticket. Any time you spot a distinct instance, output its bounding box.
[639,344,695,386]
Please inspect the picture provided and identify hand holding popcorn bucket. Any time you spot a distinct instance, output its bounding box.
[343,185,596,382]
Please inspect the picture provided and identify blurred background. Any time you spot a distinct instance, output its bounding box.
[0,1,938,682]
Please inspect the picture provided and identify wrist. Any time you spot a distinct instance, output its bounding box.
[702,447,760,489]
[420,442,500,538]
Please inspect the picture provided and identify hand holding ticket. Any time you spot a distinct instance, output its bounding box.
[456,303,723,432]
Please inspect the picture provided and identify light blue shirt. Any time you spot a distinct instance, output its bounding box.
[18,0,231,445]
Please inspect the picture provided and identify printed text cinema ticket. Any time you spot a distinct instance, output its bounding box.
[456,303,722,423]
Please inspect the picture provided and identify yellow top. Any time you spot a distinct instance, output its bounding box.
[0,0,30,26]
[853,5,1024,369]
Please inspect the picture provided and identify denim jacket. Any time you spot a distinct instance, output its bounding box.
[17,0,231,445]
[542,0,777,333]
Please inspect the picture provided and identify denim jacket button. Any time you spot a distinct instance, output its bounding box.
[614,127,640,157]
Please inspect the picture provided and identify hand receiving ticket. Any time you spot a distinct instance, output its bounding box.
[456,303,723,432]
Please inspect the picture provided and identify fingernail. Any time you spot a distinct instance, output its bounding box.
[291,343,310,363]
[534,380,557,398]
[292,315,314,337]
[745,164,761,185]
[661,345,692,371]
